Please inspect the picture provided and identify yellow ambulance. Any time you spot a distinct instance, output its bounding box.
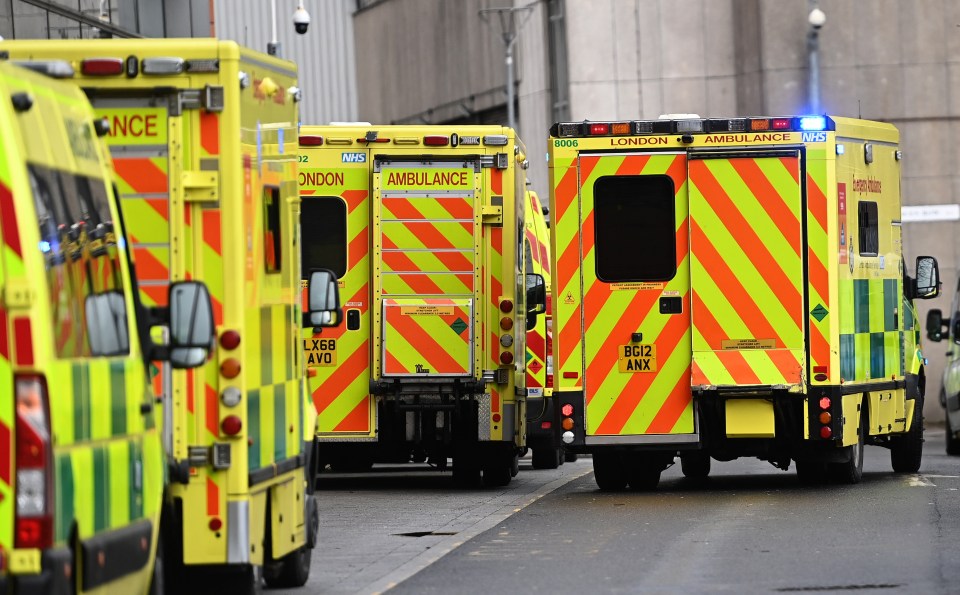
[0,60,212,594]
[298,124,545,487]
[1,39,339,591]
[549,115,940,489]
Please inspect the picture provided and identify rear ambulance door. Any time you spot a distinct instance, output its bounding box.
[300,151,374,436]
[374,158,479,379]
[578,152,694,439]
[525,190,550,397]
[688,151,805,387]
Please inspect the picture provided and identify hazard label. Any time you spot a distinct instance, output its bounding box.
[528,360,543,374]
[401,305,454,316]
[618,344,657,373]
[721,339,775,350]
[450,318,468,334]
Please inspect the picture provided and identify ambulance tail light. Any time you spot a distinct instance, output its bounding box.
[299,135,324,146]
[221,415,243,437]
[556,123,580,137]
[588,123,610,135]
[219,329,241,350]
[560,401,578,445]
[499,299,513,314]
[499,351,514,365]
[771,118,791,130]
[14,374,54,549]
[610,122,631,135]
[750,118,771,131]
[81,58,124,76]
[423,135,449,146]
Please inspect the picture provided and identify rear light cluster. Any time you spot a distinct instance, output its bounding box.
[299,133,510,148]
[560,403,576,444]
[14,374,53,549]
[817,395,833,439]
[499,299,514,366]
[551,115,833,138]
[219,329,243,437]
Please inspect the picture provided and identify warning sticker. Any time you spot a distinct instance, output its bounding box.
[610,282,665,291]
[721,339,776,350]
[401,305,454,316]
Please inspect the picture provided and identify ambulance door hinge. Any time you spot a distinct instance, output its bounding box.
[179,89,203,112]
[482,196,503,226]
[182,170,219,203]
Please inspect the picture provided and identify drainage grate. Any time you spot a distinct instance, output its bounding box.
[393,531,459,538]
[776,585,901,592]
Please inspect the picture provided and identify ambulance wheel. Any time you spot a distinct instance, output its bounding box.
[795,458,827,485]
[198,564,263,595]
[452,456,482,488]
[592,453,627,491]
[947,405,960,456]
[827,406,865,484]
[627,458,662,491]
[482,455,514,487]
[680,451,711,479]
[263,545,312,588]
[891,397,924,473]
[148,533,164,595]
[532,447,561,470]
[564,450,579,463]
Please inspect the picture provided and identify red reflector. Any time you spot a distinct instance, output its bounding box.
[499,299,514,313]
[814,373,828,382]
[589,123,610,135]
[562,372,578,379]
[209,517,223,531]
[813,365,828,374]
[819,396,831,410]
[772,118,792,130]
[540,421,552,429]
[221,415,242,436]
[423,135,449,146]
[82,58,124,76]
[499,351,514,365]
[819,426,832,439]
[492,413,502,423]
[219,330,241,350]
[561,403,574,417]
[545,374,553,389]
[299,135,323,146]
[15,517,52,549]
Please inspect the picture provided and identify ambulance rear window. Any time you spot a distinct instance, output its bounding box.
[301,198,347,279]
[593,175,677,282]
[858,201,879,256]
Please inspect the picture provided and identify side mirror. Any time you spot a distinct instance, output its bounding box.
[953,317,960,345]
[927,308,945,342]
[525,273,546,329]
[85,291,130,356]
[915,255,941,299]
[168,281,214,369]
[305,268,342,328]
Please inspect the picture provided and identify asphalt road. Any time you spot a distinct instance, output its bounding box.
[279,429,960,595]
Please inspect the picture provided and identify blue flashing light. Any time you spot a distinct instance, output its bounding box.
[800,116,826,131]
[39,240,52,253]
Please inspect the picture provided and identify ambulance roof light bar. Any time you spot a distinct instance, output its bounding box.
[551,115,834,137]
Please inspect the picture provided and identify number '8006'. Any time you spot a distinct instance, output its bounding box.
[554,139,578,148]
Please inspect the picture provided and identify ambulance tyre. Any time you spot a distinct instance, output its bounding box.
[680,451,711,479]
[453,455,482,488]
[532,447,561,469]
[147,534,164,595]
[946,403,960,456]
[482,453,515,487]
[564,450,579,463]
[891,396,924,473]
[592,453,627,491]
[627,458,662,491]
[264,545,312,588]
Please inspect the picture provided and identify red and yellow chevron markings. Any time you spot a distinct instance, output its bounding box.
[689,155,804,386]
[578,153,693,436]
[383,299,472,376]
[805,160,831,380]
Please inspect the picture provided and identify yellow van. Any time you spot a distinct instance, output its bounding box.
[0,60,212,594]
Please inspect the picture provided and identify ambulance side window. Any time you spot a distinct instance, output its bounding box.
[301,198,347,279]
[858,201,879,256]
[593,175,677,282]
[29,163,130,358]
[264,186,282,273]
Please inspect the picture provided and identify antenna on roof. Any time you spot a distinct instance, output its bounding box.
[858,100,862,119]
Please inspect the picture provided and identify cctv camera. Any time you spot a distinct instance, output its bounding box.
[293,6,311,35]
[808,7,826,29]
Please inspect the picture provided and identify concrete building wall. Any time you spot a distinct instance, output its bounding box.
[213,0,359,124]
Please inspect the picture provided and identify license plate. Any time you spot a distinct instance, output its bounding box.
[304,337,337,367]
[618,344,657,373]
